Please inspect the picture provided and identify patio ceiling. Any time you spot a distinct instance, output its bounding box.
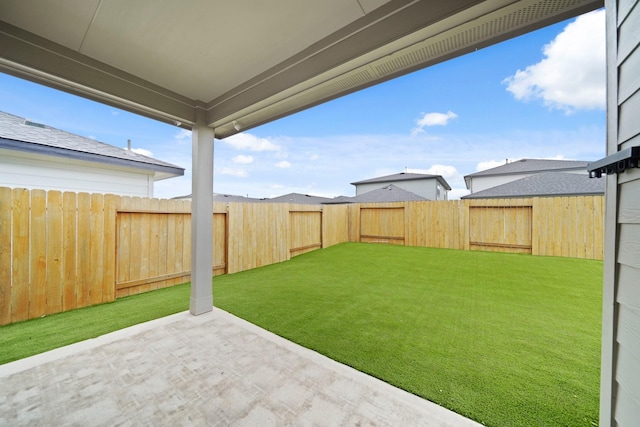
[0,0,601,139]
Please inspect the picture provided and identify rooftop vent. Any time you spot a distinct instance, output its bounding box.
[24,120,45,128]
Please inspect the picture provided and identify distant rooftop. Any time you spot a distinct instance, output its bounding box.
[461,172,605,199]
[0,111,184,179]
[173,193,266,203]
[465,158,588,178]
[325,185,426,204]
[351,172,452,191]
[268,193,333,205]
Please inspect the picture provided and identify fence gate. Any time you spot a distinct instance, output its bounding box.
[469,206,532,254]
[359,207,405,245]
[289,210,322,256]
[115,211,227,297]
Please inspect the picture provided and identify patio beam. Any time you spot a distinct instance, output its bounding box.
[190,108,214,315]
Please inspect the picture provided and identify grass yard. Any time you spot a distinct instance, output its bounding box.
[0,283,190,365]
[0,243,602,426]
[212,243,602,427]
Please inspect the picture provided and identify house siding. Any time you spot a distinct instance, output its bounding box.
[355,179,444,200]
[602,0,640,425]
[0,148,154,197]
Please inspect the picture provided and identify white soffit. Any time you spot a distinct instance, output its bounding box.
[0,0,602,139]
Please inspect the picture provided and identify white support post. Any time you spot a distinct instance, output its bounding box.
[190,109,214,315]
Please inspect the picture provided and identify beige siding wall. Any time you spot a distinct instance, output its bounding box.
[602,0,640,424]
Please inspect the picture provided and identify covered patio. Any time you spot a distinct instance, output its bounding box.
[0,308,481,426]
[2,0,639,425]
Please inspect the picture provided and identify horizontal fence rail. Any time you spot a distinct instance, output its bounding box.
[0,187,604,325]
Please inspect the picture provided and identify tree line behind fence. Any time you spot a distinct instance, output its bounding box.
[0,186,604,325]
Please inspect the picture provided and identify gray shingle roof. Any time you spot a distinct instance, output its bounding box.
[324,185,426,204]
[0,111,184,177]
[461,172,605,199]
[268,193,332,204]
[351,172,452,190]
[173,193,266,203]
[465,159,589,179]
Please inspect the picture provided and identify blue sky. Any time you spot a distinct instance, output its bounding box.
[0,10,605,200]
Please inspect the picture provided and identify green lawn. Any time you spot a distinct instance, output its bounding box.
[0,243,602,427]
[212,243,602,427]
[0,283,190,365]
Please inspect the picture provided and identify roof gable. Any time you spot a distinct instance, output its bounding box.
[326,184,426,204]
[351,172,451,190]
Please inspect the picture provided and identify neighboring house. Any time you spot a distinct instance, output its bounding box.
[0,111,184,197]
[351,172,451,201]
[268,193,332,204]
[325,184,427,204]
[461,172,605,199]
[464,159,589,194]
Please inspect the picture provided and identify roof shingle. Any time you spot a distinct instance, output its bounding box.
[461,172,605,199]
[464,159,589,179]
[0,111,183,175]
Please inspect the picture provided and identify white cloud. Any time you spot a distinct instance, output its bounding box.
[412,111,458,135]
[175,129,191,140]
[130,147,154,158]
[408,165,461,181]
[310,154,319,161]
[275,160,291,168]
[449,188,471,200]
[476,159,508,172]
[503,9,605,113]
[542,154,568,160]
[218,167,248,177]
[223,132,280,151]
[233,155,254,164]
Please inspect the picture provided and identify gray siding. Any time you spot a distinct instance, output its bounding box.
[355,179,444,200]
[602,0,640,425]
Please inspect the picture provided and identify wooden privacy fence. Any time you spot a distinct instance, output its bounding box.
[0,187,603,325]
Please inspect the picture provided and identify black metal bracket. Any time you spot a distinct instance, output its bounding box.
[588,146,640,178]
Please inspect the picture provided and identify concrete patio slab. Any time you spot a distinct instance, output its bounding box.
[0,308,483,426]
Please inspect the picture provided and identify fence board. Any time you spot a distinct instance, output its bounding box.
[116,197,131,298]
[138,197,151,294]
[227,203,242,274]
[181,203,191,284]
[76,193,91,307]
[103,194,117,302]
[147,199,160,291]
[594,196,604,259]
[45,191,63,315]
[89,193,104,305]
[11,189,30,322]
[128,198,143,292]
[156,199,169,289]
[62,192,77,310]
[30,190,47,318]
[0,187,12,325]
[213,212,227,275]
